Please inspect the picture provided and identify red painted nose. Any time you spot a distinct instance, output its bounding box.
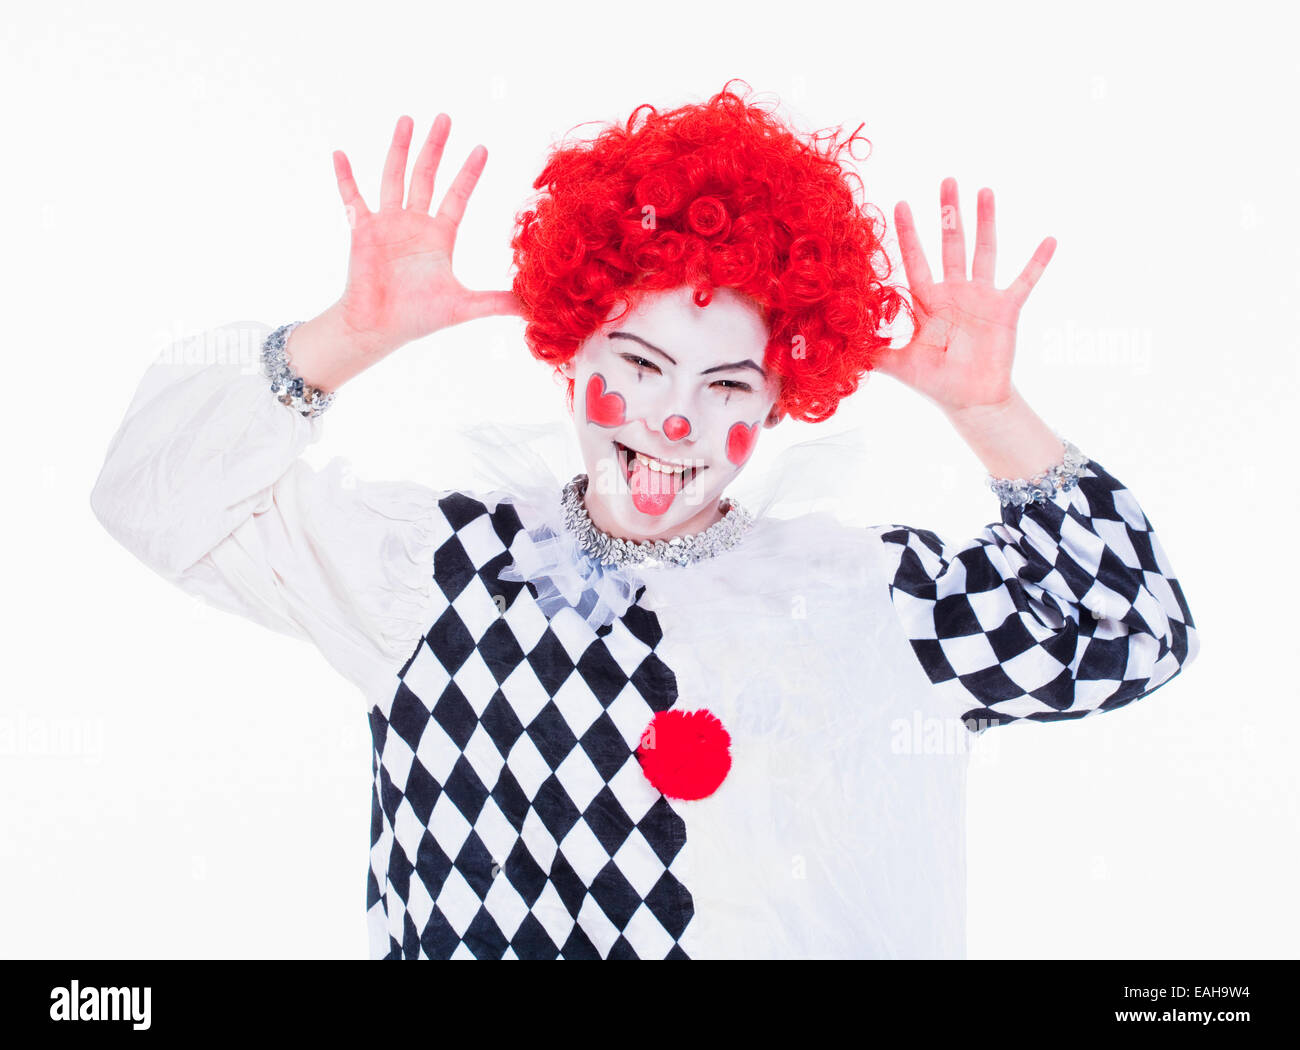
[663,415,691,441]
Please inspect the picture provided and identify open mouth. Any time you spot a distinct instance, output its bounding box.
[614,440,705,488]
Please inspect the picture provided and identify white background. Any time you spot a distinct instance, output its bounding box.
[2,0,1295,959]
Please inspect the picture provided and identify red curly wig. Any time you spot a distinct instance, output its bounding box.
[510,79,910,424]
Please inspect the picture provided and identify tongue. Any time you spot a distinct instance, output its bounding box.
[629,455,680,516]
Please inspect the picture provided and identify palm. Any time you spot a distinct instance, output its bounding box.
[874,179,1055,414]
[344,206,474,347]
[332,114,520,353]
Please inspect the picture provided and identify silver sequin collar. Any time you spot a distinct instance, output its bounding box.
[559,474,755,569]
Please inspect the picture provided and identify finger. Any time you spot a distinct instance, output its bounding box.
[893,201,933,291]
[869,340,919,385]
[971,187,997,284]
[939,177,966,281]
[455,289,526,324]
[407,113,451,214]
[332,150,371,226]
[869,342,901,379]
[1004,236,1057,309]
[380,115,415,211]
[434,144,488,231]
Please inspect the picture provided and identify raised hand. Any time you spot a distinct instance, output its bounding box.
[331,114,522,356]
[872,178,1055,414]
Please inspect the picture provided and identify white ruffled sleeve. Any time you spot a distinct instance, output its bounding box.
[89,320,453,699]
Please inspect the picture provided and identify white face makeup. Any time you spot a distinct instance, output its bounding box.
[560,285,781,542]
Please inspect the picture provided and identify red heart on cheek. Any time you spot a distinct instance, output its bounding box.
[584,373,626,428]
[725,421,759,465]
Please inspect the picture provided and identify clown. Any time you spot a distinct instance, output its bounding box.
[91,83,1199,959]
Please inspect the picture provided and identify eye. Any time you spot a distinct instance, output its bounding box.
[712,379,753,393]
[621,354,661,373]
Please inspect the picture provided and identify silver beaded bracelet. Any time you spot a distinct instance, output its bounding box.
[987,438,1087,509]
[261,320,337,419]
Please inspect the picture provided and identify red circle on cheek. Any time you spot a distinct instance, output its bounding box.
[725,421,759,465]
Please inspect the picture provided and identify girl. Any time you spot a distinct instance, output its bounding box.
[90,83,1198,959]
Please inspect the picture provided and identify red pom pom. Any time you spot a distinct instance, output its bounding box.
[636,709,732,801]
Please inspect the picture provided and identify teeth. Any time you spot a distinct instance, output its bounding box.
[634,450,687,474]
[618,442,704,480]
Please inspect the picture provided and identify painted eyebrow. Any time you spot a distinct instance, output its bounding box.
[608,331,767,380]
[699,360,766,379]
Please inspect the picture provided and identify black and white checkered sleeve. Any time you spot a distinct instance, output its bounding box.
[866,456,1199,733]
